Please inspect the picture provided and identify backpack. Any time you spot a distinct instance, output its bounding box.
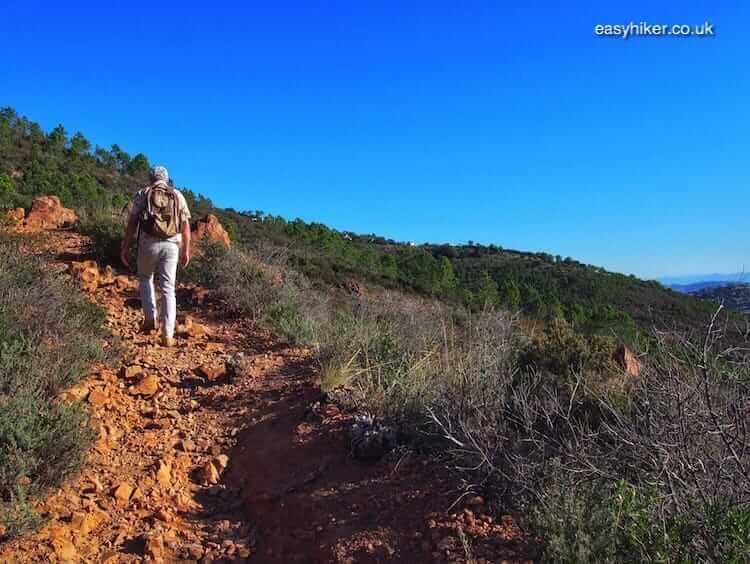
[140,182,181,239]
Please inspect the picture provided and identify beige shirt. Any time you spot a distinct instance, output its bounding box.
[131,186,191,244]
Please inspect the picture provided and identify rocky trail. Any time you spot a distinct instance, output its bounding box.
[0,226,534,563]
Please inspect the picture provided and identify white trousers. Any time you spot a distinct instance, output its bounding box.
[137,234,180,338]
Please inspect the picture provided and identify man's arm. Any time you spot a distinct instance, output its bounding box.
[180,220,191,268]
[121,214,139,267]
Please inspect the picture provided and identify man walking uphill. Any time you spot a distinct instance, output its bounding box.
[121,166,191,347]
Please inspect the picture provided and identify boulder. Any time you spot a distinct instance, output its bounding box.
[24,196,77,229]
[191,214,230,252]
[613,344,641,377]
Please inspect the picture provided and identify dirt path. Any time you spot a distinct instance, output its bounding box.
[0,229,535,563]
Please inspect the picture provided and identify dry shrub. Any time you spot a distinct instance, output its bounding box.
[0,233,105,537]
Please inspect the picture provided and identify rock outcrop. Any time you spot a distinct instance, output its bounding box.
[191,214,230,251]
[24,196,77,229]
[613,344,641,377]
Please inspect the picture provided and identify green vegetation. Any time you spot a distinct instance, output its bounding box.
[2,107,747,559]
[0,233,107,537]
[0,106,722,346]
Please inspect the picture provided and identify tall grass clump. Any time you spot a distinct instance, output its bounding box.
[0,233,107,537]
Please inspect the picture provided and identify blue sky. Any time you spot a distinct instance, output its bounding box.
[2,1,747,279]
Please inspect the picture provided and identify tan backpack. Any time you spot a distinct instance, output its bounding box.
[141,182,181,239]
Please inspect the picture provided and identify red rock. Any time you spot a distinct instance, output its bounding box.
[51,537,77,561]
[191,214,231,253]
[114,275,132,290]
[99,265,116,285]
[613,344,641,377]
[144,534,165,559]
[79,266,99,292]
[156,459,172,487]
[5,207,24,224]
[120,365,145,380]
[70,510,107,535]
[87,388,109,406]
[197,363,227,382]
[57,384,90,404]
[130,374,159,396]
[113,482,134,506]
[24,196,77,229]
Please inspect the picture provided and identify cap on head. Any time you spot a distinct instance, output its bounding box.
[150,166,169,183]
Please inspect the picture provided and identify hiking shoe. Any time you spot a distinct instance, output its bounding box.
[160,336,176,348]
[141,319,157,334]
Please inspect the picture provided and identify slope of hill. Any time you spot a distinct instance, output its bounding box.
[0,107,721,343]
[694,283,750,314]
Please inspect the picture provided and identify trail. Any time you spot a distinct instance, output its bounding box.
[0,228,534,563]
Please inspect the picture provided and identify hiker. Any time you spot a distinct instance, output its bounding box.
[120,166,191,346]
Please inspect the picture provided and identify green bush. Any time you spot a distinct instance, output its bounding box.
[266,302,316,345]
[77,208,130,267]
[0,234,107,537]
[521,318,618,379]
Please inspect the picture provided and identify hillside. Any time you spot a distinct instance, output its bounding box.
[694,283,750,314]
[2,108,750,562]
[0,107,721,343]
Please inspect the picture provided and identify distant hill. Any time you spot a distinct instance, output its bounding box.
[693,283,750,315]
[658,272,747,287]
[668,281,735,294]
[0,106,730,342]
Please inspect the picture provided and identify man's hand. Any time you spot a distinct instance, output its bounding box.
[120,243,130,268]
[180,247,190,268]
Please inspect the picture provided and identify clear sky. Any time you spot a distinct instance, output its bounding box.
[2,1,747,279]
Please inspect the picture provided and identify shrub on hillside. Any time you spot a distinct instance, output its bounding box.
[0,234,106,537]
[77,207,133,267]
[428,316,750,562]
[309,289,749,560]
[184,243,280,321]
[520,318,618,380]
